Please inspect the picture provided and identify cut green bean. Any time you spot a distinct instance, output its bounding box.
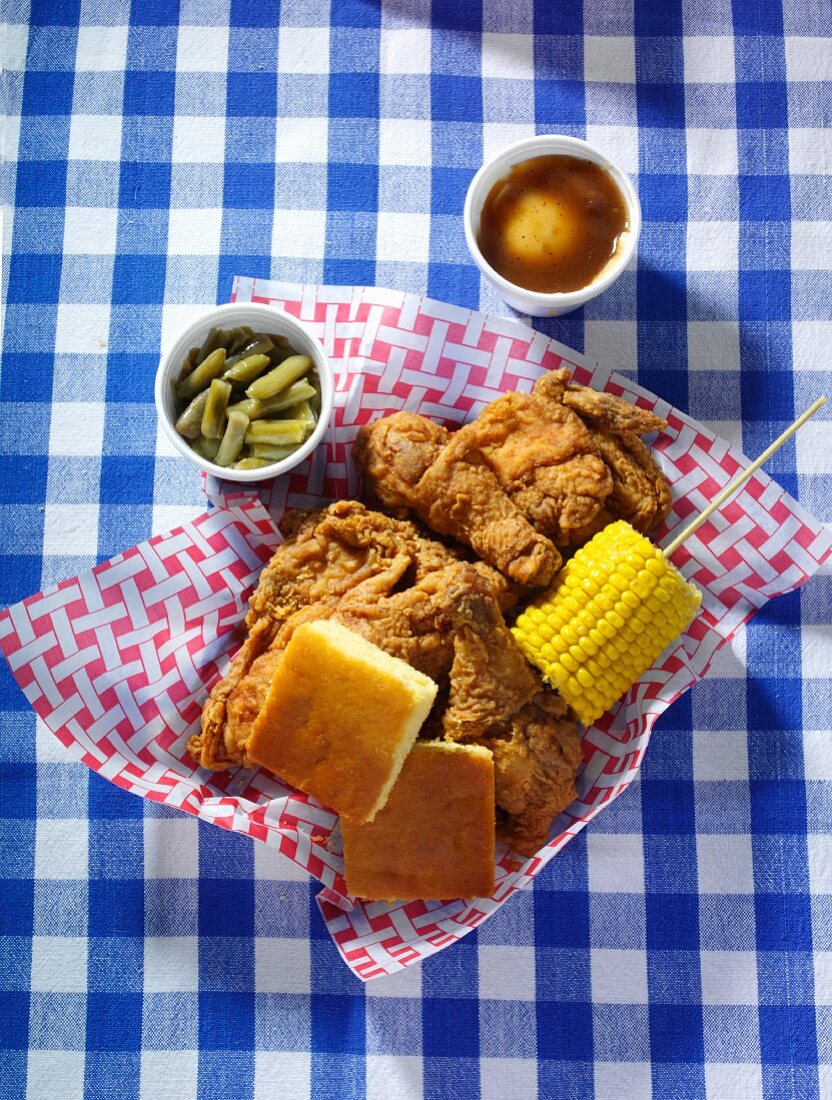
[222,353,271,385]
[225,334,274,368]
[176,347,227,400]
[280,399,315,425]
[226,325,254,355]
[231,457,275,471]
[214,410,250,467]
[246,355,312,400]
[174,389,211,438]
[195,327,226,366]
[200,378,232,439]
[250,443,298,461]
[244,419,306,446]
[191,433,221,460]
[227,381,316,421]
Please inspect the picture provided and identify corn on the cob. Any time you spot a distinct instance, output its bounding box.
[511,520,701,727]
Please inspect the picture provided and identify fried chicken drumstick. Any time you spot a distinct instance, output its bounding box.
[188,501,581,857]
[354,368,672,585]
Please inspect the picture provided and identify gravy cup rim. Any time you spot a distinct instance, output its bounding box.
[463,134,641,311]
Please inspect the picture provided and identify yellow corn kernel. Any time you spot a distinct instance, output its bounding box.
[511,520,701,728]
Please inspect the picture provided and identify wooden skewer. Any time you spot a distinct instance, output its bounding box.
[663,395,827,558]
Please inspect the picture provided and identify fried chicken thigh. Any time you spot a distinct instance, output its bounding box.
[354,368,672,584]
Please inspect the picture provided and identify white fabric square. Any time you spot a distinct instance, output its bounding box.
[788,129,831,174]
[63,207,119,256]
[278,27,330,74]
[480,1058,538,1100]
[161,304,215,353]
[686,221,739,271]
[68,114,123,161]
[141,1051,198,1100]
[793,320,832,370]
[27,1052,86,1100]
[36,717,77,764]
[478,945,536,1001]
[813,951,832,1006]
[587,833,645,893]
[584,36,636,84]
[30,937,87,992]
[172,115,226,164]
[584,125,640,173]
[254,1053,310,1100]
[255,937,311,994]
[55,304,111,355]
[591,949,649,1004]
[683,36,735,83]
[785,36,830,82]
[34,818,89,879]
[693,729,749,781]
[43,505,100,557]
[144,937,199,993]
[365,960,423,998]
[704,1063,763,1100]
[253,841,314,882]
[367,1055,423,1100]
[276,116,329,164]
[143,817,199,879]
[151,504,204,537]
[380,28,432,75]
[376,211,430,264]
[272,208,327,259]
[804,730,832,781]
[75,25,128,71]
[49,402,105,457]
[796,421,832,479]
[700,951,759,1005]
[595,1062,652,1100]
[482,123,537,162]
[585,321,638,378]
[176,25,229,72]
[808,835,832,894]
[168,208,223,255]
[482,34,534,81]
[802,626,832,682]
[686,129,738,176]
[792,221,831,269]
[378,117,432,167]
[687,321,740,373]
[5,24,29,71]
[697,834,755,894]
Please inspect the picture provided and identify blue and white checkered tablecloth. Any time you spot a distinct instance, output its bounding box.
[2,1,831,1097]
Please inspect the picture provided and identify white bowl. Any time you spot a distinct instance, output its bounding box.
[155,302,334,484]
[464,134,641,317]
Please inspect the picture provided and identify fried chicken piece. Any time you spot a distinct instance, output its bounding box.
[354,412,561,587]
[487,691,582,857]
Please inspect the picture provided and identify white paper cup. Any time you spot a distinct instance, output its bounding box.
[464,134,641,317]
[155,302,334,484]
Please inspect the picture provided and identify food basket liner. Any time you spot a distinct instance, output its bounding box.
[2,277,829,980]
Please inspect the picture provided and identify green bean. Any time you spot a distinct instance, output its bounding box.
[231,457,275,471]
[246,355,312,400]
[225,334,275,368]
[226,325,254,355]
[195,327,226,366]
[191,433,221,460]
[227,381,316,421]
[250,443,298,461]
[244,419,306,446]
[280,399,315,425]
[214,410,250,467]
[200,378,232,439]
[174,389,211,438]
[222,353,271,385]
[176,347,227,400]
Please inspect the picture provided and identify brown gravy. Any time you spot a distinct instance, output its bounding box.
[477,154,629,294]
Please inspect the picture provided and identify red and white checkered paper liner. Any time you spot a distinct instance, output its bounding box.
[2,279,830,980]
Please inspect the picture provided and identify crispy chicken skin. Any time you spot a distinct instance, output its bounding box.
[189,502,580,855]
[354,369,672,582]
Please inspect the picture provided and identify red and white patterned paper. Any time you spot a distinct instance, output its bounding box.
[1,279,830,980]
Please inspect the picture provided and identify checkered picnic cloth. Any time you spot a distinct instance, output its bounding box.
[2,1,830,1098]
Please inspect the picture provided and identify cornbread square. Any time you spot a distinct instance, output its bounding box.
[247,620,437,823]
[342,741,496,901]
